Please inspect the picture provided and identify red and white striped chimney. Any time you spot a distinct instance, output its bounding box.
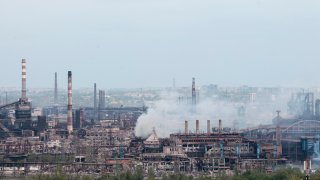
[67,71,73,133]
[21,59,27,101]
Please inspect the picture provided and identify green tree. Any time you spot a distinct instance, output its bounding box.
[147,167,155,180]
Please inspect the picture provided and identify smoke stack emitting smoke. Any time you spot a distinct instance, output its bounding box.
[21,59,27,101]
[67,71,73,133]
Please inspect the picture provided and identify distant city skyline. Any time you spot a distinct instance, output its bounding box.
[0,0,319,89]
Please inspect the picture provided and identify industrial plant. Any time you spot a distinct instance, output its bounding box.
[0,59,319,179]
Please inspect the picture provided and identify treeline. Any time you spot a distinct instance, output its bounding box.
[27,167,320,180]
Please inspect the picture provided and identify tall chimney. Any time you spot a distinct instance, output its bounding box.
[196,120,199,134]
[207,120,211,134]
[218,119,222,133]
[99,90,106,108]
[185,120,188,134]
[276,110,281,146]
[192,77,196,105]
[54,72,59,126]
[98,90,106,121]
[94,83,97,120]
[80,108,84,128]
[54,72,58,105]
[67,71,73,133]
[21,59,27,101]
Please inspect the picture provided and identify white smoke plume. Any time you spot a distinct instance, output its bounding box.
[135,90,291,138]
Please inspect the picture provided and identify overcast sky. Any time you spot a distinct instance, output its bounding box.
[0,0,319,89]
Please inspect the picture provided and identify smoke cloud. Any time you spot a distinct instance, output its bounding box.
[135,89,291,138]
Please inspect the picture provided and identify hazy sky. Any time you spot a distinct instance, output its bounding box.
[0,0,319,89]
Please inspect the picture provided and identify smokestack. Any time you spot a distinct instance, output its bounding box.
[80,108,84,128]
[219,119,222,133]
[21,59,27,101]
[67,71,73,133]
[185,120,188,134]
[98,90,106,121]
[192,77,196,105]
[94,83,97,120]
[196,120,199,134]
[54,72,58,105]
[276,110,281,146]
[99,90,106,109]
[54,72,59,126]
[207,120,211,134]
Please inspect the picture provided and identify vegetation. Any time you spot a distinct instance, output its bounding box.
[230,167,304,180]
[26,167,318,180]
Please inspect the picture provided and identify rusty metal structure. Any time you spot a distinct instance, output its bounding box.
[158,120,286,173]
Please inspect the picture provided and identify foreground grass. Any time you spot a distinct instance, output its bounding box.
[25,167,320,180]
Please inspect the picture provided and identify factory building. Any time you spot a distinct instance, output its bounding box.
[243,92,320,163]
[168,120,260,169]
[74,108,84,129]
[141,120,284,173]
[1,59,318,177]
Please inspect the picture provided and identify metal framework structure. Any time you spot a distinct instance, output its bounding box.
[282,120,320,139]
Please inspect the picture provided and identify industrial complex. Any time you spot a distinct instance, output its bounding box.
[0,59,319,178]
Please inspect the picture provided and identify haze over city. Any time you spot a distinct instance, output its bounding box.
[1,0,320,179]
